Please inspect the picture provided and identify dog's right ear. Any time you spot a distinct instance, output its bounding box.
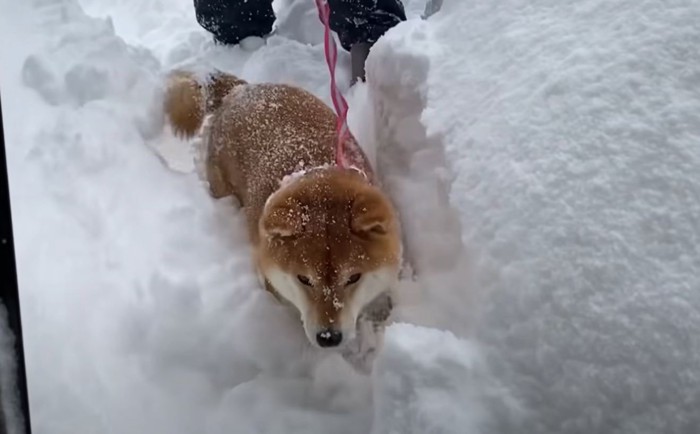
[351,190,394,237]
[261,199,305,238]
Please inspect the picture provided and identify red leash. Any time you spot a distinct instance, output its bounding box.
[314,0,351,168]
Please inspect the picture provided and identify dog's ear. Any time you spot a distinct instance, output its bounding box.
[261,199,305,238]
[351,191,393,236]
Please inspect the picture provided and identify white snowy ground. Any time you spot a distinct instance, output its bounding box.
[1,0,699,433]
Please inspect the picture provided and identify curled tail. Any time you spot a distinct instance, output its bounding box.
[163,70,246,139]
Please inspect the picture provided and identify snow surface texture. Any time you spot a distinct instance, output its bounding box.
[410,1,700,433]
[1,1,699,434]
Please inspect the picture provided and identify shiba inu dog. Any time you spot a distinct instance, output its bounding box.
[163,70,402,371]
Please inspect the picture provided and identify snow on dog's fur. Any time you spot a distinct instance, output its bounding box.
[163,70,402,372]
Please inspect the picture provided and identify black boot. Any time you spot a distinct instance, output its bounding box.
[329,0,406,51]
[328,0,406,85]
[194,0,275,46]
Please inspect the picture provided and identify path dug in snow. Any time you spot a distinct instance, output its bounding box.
[0,0,492,433]
[2,0,700,433]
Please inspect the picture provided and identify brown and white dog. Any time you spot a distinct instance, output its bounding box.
[163,70,402,370]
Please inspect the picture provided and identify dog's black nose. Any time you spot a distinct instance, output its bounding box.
[316,329,343,347]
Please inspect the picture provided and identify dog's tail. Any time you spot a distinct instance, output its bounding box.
[163,70,246,139]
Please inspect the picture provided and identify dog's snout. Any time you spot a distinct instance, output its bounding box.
[316,329,343,347]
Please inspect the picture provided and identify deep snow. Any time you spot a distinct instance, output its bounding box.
[1,0,699,433]
[414,1,700,432]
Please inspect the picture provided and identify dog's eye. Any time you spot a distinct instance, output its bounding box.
[346,273,362,286]
[297,275,312,286]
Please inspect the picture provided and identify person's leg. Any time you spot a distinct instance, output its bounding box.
[328,0,406,51]
[194,0,275,45]
[327,0,406,83]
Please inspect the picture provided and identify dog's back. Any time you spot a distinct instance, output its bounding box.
[210,83,338,228]
[164,71,373,241]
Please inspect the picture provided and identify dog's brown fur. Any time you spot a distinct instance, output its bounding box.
[163,70,401,350]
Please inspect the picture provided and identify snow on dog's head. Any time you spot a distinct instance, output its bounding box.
[256,168,402,349]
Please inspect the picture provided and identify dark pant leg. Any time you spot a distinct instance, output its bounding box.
[194,0,275,45]
[328,0,406,51]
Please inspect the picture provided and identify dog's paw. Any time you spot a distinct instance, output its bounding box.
[362,292,394,323]
[341,318,386,375]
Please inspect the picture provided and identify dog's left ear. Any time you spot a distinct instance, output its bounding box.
[261,199,305,238]
[351,191,393,236]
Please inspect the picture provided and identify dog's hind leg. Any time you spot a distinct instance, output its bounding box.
[206,159,232,199]
[195,121,239,201]
[206,151,245,204]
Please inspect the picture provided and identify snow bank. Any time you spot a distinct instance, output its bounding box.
[401,0,700,433]
[365,17,478,334]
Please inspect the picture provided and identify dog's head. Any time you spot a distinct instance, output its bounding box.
[257,168,401,349]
